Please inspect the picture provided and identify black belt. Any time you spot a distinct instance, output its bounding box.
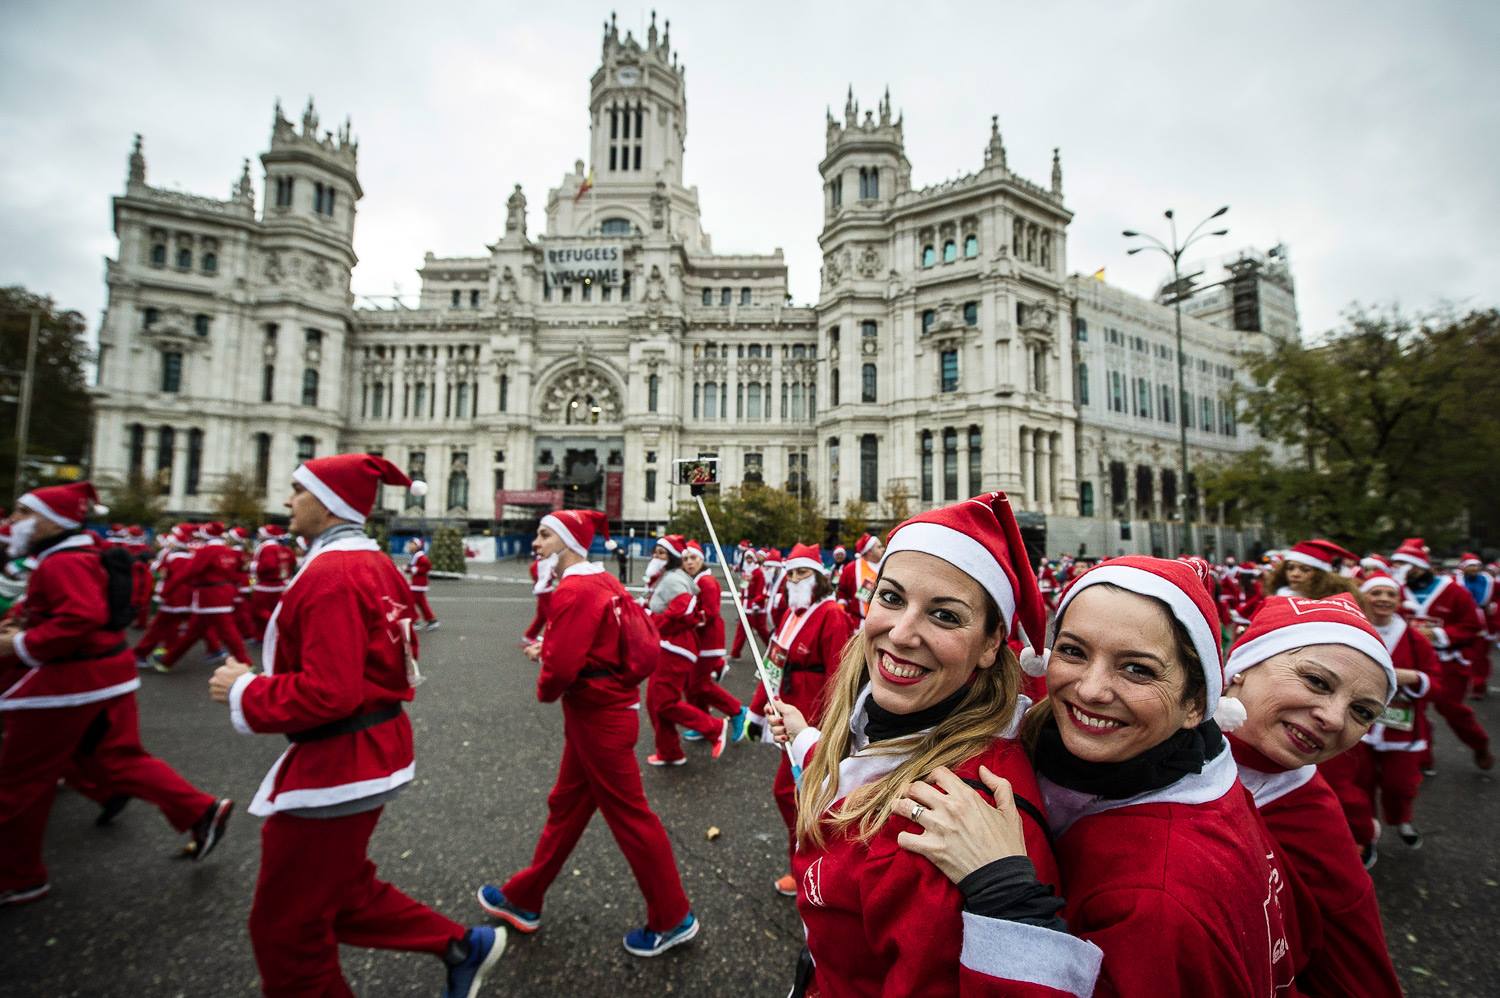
[783,662,825,675]
[579,667,615,678]
[288,703,403,744]
[50,641,129,665]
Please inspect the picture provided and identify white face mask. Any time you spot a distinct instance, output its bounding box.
[644,557,665,582]
[786,576,816,609]
[7,517,37,558]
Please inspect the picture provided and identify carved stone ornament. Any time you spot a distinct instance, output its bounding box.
[856,245,881,279]
[264,250,284,285]
[498,267,519,302]
[538,365,623,423]
[823,252,843,288]
[307,257,332,292]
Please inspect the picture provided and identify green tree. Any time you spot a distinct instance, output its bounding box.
[1202,306,1500,552]
[882,482,913,528]
[99,473,168,529]
[430,525,467,574]
[1,286,94,505]
[665,483,824,551]
[214,471,266,528]
[840,498,871,549]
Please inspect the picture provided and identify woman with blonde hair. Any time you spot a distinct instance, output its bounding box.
[1268,539,1360,599]
[771,494,1073,997]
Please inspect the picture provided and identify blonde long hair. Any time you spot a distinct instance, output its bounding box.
[794,629,1023,849]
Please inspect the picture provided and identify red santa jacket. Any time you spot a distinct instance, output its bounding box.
[790,700,1073,998]
[535,561,643,710]
[1,533,141,711]
[406,549,432,591]
[1363,616,1438,752]
[156,548,197,610]
[1404,574,1485,668]
[749,597,852,724]
[742,565,768,613]
[185,539,243,613]
[837,558,881,623]
[228,535,419,816]
[693,569,727,660]
[1037,747,1298,998]
[1231,744,1401,998]
[252,541,297,593]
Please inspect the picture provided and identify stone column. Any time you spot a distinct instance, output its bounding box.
[1048,432,1061,515]
[1019,428,1033,509]
[1037,432,1053,513]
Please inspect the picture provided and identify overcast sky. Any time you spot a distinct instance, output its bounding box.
[3,1,1496,341]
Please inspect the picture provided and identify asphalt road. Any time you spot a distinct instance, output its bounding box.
[2,576,1498,997]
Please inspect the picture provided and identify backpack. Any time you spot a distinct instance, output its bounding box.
[97,546,142,631]
[611,593,660,685]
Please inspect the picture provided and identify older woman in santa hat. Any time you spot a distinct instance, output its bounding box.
[1216,590,1404,996]
[1319,570,1441,860]
[747,542,853,898]
[898,554,1300,997]
[770,495,1069,997]
[643,535,729,766]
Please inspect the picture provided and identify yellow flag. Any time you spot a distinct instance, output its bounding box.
[1092,267,1106,282]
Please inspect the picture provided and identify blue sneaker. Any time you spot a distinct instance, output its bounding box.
[443,925,505,998]
[730,706,749,743]
[623,911,700,957]
[205,650,229,665]
[476,884,540,933]
[681,729,705,742]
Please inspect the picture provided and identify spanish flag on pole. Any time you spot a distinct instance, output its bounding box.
[573,168,594,203]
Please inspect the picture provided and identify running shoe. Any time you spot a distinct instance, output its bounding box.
[711,719,731,760]
[681,729,705,742]
[476,885,540,933]
[774,874,797,897]
[0,883,49,907]
[646,754,687,767]
[186,798,233,861]
[1398,823,1424,849]
[729,706,750,743]
[442,925,505,998]
[623,912,699,957]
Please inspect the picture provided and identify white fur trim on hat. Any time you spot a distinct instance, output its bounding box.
[292,464,366,524]
[1390,551,1429,570]
[1359,575,1401,593]
[656,537,683,558]
[883,521,1016,633]
[538,513,589,558]
[18,493,79,530]
[1283,550,1333,572]
[1057,564,1224,714]
[1225,621,1396,702]
[783,556,823,573]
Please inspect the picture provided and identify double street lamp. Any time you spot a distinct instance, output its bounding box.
[1122,206,1229,555]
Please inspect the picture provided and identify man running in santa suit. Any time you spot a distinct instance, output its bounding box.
[132,525,206,667]
[728,548,767,660]
[404,537,439,630]
[522,542,557,647]
[249,525,295,642]
[1456,552,1496,698]
[476,509,701,958]
[208,453,502,997]
[0,482,232,908]
[836,532,884,626]
[155,522,251,672]
[1392,538,1494,772]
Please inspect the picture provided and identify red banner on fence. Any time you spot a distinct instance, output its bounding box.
[495,489,565,518]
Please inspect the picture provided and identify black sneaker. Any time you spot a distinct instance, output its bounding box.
[185,798,233,861]
[95,795,132,827]
[0,883,49,907]
[1361,842,1378,870]
[1398,823,1424,849]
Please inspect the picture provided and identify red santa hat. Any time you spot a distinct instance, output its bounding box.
[884,491,1048,673]
[227,526,251,541]
[761,548,783,564]
[1390,537,1430,571]
[293,453,426,524]
[655,534,688,559]
[783,542,823,573]
[17,481,108,529]
[1225,593,1396,705]
[854,533,879,557]
[257,524,287,540]
[1360,552,1392,573]
[1458,552,1483,568]
[197,522,225,539]
[539,508,614,558]
[832,545,847,558]
[126,525,145,539]
[1359,569,1402,594]
[1283,539,1357,573]
[1053,555,1229,722]
[683,539,704,557]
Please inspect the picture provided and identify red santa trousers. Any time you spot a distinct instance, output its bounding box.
[411,590,436,623]
[234,597,255,640]
[502,700,690,933]
[1423,665,1490,767]
[249,806,464,997]
[132,608,203,658]
[1472,648,1493,696]
[645,653,724,761]
[729,617,771,659]
[686,657,741,718]
[0,693,215,891]
[249,591,282,641]
[772,753,799,870]
[160,610,250,668]
[1319,748,1376,850]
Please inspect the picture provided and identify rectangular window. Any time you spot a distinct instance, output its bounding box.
[859,434,879,503]
[943,430,958,501]
[861,363,877,403]
[296,436,316,462]
[741,287,752,306]
[1076,363,1090,405]
[161,351,182,393]
[470,289,480,308]
[1079,481,1095,517]
[128,423,145,479]
[254,432,271,494]
[720,287,731,306]
[704,382,718,420]
[185,429,203,496]
[921,432,933,502]
[645,468,657,503]
[940,350,959,392]
[968,427,982,493]
[157,426,175,478]
[1202,396,1214,432]
[1075,317,1088,341]
[1183,392,1194,429]
[744,452,764,485]
[301,368,319,407]
[451,290,461,307]
[647,374,659,412]
[861,320,878,340]
[262,364,274,402]
[830,368,840,407]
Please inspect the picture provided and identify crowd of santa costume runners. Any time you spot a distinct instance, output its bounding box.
[2,451,1496,997]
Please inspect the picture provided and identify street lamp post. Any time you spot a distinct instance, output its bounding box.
[1122,207,1229,555]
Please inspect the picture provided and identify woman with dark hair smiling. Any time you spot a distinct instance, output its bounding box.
[771,495,1082,997]
[897,556,1298,997]
[1216,590,1404,996]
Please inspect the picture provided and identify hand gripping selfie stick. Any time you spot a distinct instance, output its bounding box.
[688,480,801,778]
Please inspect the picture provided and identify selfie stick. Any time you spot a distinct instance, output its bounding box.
[690,485,799,773]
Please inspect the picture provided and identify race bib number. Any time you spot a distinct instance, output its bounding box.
[764,642,788,695]
[856,579,876,604]
[1379,704,1414,732]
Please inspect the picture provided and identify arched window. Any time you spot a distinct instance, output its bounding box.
[150,243,166,267]
[647,374,659,412]
[920,431,934,502]
[963,301,978,326]
[942,240,957,263]
[601,217,632,235]
[963,234,979,258]
[201,252,217,273]
[861,363,877,403]
[740,287,752,305]
[922,245,936,268]
[921,309,935,335]
[301,368,319,407]
[176,247,192,270]
[193,314,210,337]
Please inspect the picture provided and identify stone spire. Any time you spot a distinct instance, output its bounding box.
[880,86,892,126]
[234,158,255,207]
[844,85,857,127]
[302,97,319,137]
[127,133,146,187]
[984,115,1007,171]
[1051,147,1063,196]
[648,9,658,49]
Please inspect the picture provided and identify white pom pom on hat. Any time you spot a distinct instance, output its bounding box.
[1019,645,1050,678]
[409,480,428,498]
[604,538,619,551]
[1213,696,1248,732]
[93,503,111,517]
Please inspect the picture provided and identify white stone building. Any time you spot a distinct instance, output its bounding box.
[89,13,1291,554]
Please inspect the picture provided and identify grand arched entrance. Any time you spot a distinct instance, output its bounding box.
[533,361,627,515]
